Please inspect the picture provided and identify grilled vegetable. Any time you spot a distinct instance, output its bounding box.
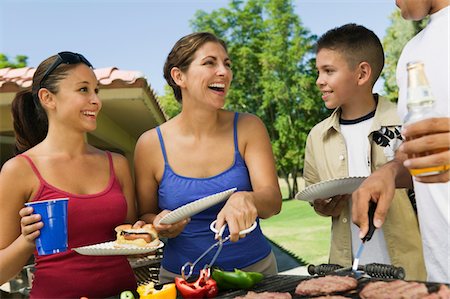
[175,269,218,298]
[137,282,177,299]
[211,268,264,290]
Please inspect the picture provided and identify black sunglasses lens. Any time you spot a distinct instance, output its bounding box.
[58,52,93,68]
[38,52,93,89]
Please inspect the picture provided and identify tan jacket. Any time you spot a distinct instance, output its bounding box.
[303,96,426,281]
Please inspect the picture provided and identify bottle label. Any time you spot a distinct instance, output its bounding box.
[407,86,434,105]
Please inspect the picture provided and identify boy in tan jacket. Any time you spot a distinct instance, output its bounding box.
[303,23,425,280]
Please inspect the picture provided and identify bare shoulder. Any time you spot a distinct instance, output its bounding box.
[238,112,265,125]
[85,145,127,168]
[136,127,160,152]
[107,152,133,188]
[0,155,33,178]
[134,127,165,173]
[237,113,268,136]
[109,151,129,169]
[0,155,36,199]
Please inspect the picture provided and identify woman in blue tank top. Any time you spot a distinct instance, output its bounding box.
[134,32,282,283]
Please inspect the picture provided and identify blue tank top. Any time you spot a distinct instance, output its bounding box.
[157,112,271,275]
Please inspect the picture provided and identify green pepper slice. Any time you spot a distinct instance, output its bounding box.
[211,268,264,290]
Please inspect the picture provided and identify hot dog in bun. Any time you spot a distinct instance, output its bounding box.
[115,224,159,247]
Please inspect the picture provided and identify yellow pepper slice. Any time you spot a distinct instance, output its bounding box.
[137,282,177,299]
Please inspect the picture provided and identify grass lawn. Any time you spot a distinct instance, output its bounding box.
[260,197,332,266]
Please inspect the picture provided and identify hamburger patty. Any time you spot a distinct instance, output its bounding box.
[359,280,429,299]
[294,275,357,296]
[234,291,292,299]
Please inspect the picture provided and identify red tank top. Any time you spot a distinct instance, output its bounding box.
[21,152,136,298]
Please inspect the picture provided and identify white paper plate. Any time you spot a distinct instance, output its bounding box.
[73,240,164,256]
[158,187,237,225]
[295,176,367,203]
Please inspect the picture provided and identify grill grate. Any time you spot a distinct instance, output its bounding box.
[215,275,306,298]
[213,274,448,299]
[134,265,161,285]
[128,248,163,286]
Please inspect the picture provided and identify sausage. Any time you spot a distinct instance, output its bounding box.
[121,231,153,243]
[114,224,159,247]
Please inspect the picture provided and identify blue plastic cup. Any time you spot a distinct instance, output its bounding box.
[25,198,69,256]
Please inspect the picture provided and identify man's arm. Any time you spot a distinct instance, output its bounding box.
[352,152,412,238]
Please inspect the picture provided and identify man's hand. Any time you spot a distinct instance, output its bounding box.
[400,117,450,183]
[352,165,398,238]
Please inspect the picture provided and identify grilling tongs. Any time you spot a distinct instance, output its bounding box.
[181,221,257,280]
[352,202,377,273]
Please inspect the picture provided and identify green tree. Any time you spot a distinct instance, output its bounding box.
[0,54,27,68]
[158,84,181,119]
[382,10,428,102]
[191,0,329,198]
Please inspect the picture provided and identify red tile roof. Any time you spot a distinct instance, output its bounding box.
[0,67,35,89]
[0,66,167,120]
[0,66,149,90]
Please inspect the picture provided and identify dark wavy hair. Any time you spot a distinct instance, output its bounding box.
[163,32,228,102]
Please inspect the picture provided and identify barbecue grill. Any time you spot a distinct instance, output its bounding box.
[129,247,164,285]
[213,274,447,299]
[209,263,447,299]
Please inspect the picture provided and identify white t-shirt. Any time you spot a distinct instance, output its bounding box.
[396,5,450,283]
[340,114,391,266]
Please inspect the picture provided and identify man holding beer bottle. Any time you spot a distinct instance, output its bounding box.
[352,0,449,283]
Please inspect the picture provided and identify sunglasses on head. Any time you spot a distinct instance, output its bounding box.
[38,51,93,89]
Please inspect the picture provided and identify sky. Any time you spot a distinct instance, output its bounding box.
[0,0,398,96]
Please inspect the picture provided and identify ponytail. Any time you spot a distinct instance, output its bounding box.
[11,88,48,154]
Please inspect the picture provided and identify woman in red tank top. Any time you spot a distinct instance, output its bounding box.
[0,52,140,298]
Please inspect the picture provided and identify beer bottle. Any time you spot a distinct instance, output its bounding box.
[403,61,450,176]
